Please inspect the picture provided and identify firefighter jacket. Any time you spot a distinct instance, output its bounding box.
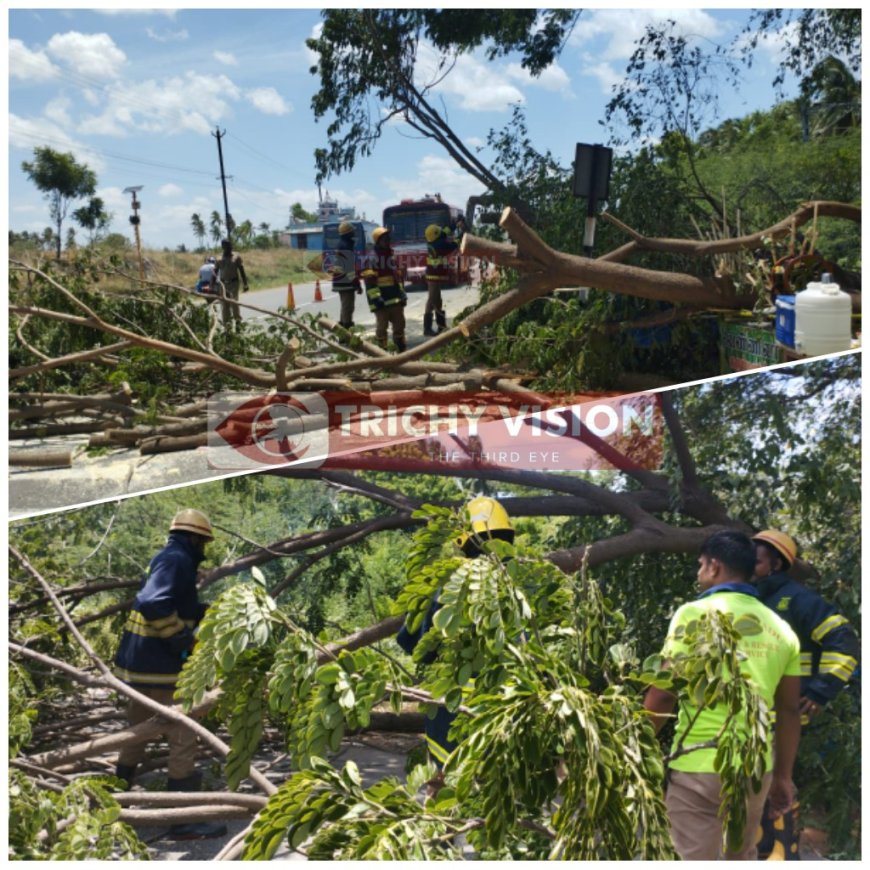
[755,570,859,705]
[113,533,208,688]
[361,247,406,312]
[329,235,361,294]
[425,233,458,283]
[396,593,457,767]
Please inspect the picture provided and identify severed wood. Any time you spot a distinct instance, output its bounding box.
[9,449,75,468]
[9,340,135,379]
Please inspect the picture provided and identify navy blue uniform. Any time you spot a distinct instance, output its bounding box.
[114,533,207,688]
[396,596,459,767]
[755,571,859,705]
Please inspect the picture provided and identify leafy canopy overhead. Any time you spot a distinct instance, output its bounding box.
[306,10,579,187]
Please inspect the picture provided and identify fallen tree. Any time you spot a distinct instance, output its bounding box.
[9,201,860,458]
[8,358,859,858]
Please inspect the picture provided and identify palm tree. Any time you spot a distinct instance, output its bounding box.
[209,211,223,245]
[236,219,254,248]
[190,213,207,251]
[800,56,861,137]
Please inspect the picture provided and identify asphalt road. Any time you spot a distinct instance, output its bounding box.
[241,279,479,343]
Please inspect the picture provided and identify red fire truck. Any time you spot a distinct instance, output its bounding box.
[382,194,469,288]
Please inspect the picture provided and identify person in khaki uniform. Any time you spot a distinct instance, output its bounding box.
[644,530,802,860]
[216,238,249,327]
[113,509,227,840]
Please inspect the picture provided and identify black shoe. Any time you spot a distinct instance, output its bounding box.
[423,313,435,336]
[114,764,137,788]
[168,821,229,840]
[395,338,407,353]
[435,310,447,333]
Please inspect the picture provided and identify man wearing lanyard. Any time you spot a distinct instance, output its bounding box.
[644,530,802,860]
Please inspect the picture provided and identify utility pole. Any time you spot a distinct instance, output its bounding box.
[123,186,144,281]
[212,127,233,245]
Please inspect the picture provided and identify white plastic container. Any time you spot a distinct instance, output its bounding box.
[794,274,852,356]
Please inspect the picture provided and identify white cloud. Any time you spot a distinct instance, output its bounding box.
[733,20,798,67]
[10,39,61,82]
[584,61,623,94]
[46,31,127,80]
[380,154,484,217]
[78,72,243,137]
[507,61,572,94]
[465,136,485,148]
[417,42,524,112]
[214,50,238,66]
[146,27,189,43]
[10,113,107,174]
[567,10,724,96]
[570,9,722,62]
[44,97,74,127]
[158,183,184,198]
[247,87,291,116]
[305,23,323,67]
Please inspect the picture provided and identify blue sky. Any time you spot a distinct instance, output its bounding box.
[8,6,808,250]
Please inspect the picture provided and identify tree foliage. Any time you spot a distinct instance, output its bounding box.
[21,147,98,261]
[306,9,577,198]
[7,356,861,857]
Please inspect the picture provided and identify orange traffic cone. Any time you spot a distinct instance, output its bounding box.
[286,281,295,311]
[314,278,323,302]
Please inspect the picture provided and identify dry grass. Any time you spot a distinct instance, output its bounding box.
[9,240,321,291]
[140,247,321,290]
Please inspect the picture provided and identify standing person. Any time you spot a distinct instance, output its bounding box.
[113,509,227,840]
[195,256,217,295]
[328,221,362,330]
[423,224,458,336]
[362,226,407,351]
[751,529,860,860]
[216,238,249,327]
[644,530,802,861]
[396,497,514,791]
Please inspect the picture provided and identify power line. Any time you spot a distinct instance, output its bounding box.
[225,131,297,174]
[10,123,216,178]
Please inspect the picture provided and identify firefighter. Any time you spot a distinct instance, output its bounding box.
[396,497,514,792]
[328,221,363,331]
[216,238,249,328]
[113,509,227,840]
[751,529,860,860]
[423,223,458,336]
[361,226,407,351]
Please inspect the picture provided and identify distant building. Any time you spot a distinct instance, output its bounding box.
[279,193,374,251]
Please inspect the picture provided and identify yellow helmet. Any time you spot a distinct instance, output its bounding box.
[424,224,442,243]
[457,496,513,551]
[170,509,214,541]
[338,221,354,236]
[752,529,797,567]
[372,226,390,245]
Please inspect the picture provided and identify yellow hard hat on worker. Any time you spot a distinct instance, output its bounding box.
[338,221,354,236]
[425,224,442,243]
[170,508,214,541]
[752,529,797,568]
[457,496,514,554]
[372,226,390,245]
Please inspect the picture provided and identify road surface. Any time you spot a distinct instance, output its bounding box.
[241,279,479,344]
